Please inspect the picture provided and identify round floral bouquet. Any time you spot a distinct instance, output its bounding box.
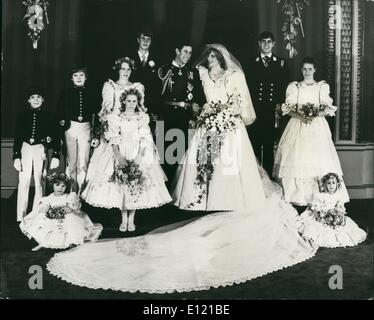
[109,160,145,198]
[195,94,242,134]
[309,200,346,229]
[45,205,72,223]
[282,102,330,118]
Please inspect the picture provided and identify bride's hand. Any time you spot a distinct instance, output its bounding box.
[192,103,200,115]
[116,156,128,168]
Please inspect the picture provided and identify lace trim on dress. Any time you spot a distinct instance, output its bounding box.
[46,249,315,294]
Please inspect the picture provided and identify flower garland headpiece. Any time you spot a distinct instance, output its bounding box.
[113,57,136,71]
[119,87,146,113]
[47,172,72,186]
[320,172,342,192]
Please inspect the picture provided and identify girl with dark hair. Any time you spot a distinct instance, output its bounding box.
[20,173,102,251]
[273,57,349,206]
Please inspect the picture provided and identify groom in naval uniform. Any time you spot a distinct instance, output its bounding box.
[246,31,289,177]
[157,41,204,185]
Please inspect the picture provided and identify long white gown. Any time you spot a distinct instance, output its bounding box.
[273,81,349,205]
[46,46,318,294]
[81,80,145,208]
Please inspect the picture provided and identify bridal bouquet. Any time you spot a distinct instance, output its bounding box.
[109,160,145,198]
[309,200,346,229]
[196,95,242,134]
[187,95,242,208]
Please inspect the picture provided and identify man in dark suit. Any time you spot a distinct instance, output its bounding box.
[246,31,289,177]
[128,29,161,134]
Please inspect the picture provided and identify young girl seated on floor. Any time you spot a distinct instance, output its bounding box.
[298,172,367,248]
[20,173,103,251]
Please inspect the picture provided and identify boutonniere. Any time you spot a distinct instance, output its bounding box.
[188,71,193,80]
[148,60,155,68]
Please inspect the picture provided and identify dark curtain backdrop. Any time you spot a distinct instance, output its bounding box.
[2,0,329,138]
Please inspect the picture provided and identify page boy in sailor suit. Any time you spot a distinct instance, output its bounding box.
[13,86,60,222]
[57,66,99,193]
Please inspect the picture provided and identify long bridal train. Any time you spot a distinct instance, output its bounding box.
[46,183,317,294]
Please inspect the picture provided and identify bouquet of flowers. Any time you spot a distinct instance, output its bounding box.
[45,205,72,222]
[196,94,242,134]
[109,160,144,198]
[309,200,346,229]
[187,95,242,208]
[281,102,330,118]
[22,0,49,49]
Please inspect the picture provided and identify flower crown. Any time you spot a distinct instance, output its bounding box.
[119,87,144,110]
[47,172,72,185]
[320,172,342,192]
[113,57,136,71]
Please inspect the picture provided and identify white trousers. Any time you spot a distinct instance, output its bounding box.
[17,143,47,221]
[65,121,91,192]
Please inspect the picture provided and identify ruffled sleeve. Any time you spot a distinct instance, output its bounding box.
[282,82,299,115]
[66,192,82,212]
[226,70,256,126]
[104,113,122,145]
[98,80,116,121]
[319,81,337,116]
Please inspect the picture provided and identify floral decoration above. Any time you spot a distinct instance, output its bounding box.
[275,0,310,59]
[22,0,49,49]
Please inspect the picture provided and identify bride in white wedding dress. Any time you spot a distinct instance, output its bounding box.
[47,45,317,294]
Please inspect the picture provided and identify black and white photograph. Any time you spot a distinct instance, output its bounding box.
[1,0,373,305]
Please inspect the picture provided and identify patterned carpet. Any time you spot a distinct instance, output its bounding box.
[1,192,373,299]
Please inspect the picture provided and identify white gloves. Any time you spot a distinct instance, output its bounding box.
[50,158,60,170]
[13,159,22,171]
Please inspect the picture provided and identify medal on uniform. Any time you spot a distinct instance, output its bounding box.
[29,138,35,144]
[187,82,193,91]
[178,68,182,76]
[78,116,83,122]
[188,71,193,80]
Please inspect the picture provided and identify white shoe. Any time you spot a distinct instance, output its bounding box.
[119,222,128,232]
[127,220,136,232]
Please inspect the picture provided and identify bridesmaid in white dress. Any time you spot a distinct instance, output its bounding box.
[81,57,144,206]
[273,57,349,206]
